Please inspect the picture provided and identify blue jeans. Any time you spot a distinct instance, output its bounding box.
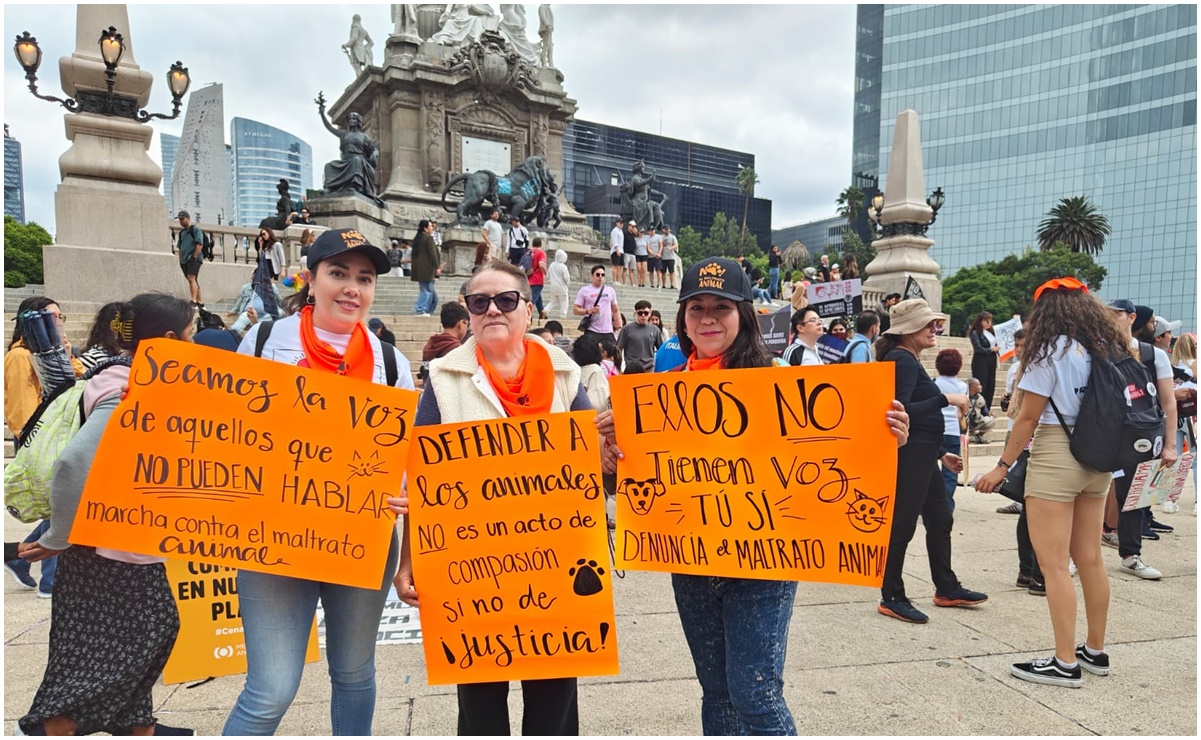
[941,433,961,513]
[753,288,772,303]
[222,531,398,736]
[769,267,780,298]
[415,280,438,315]
[531,284,544,314]
[672,574,798,735]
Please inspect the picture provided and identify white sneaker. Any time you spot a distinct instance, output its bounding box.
[1101,531,1119,549]
[1068,558,1077,577]
[1119,555,1162,580]
[1162,500,1180,514]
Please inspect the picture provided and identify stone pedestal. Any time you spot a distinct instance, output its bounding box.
[304,194,394,250]
[862,234,942,308]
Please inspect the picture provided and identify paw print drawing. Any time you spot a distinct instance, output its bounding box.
[569,558,605,596]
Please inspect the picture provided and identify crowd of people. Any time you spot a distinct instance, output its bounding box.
[4,229,1195,732]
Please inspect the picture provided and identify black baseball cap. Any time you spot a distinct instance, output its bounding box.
[1107,298,1136,314]
[176,210,191,219]
[677,257,753,304]
[306,228,391,275]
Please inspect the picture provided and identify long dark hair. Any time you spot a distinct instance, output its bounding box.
[675,299,772,370]
[970,311,993,336]
[128,293,194,351]
[84,302,129,357]
[9,296,57,350]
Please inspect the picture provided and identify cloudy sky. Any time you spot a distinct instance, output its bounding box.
[4,3,857,236]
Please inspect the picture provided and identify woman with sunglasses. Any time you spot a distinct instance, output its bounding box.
[975,278,1135,688]
[19,294,196,736]
[875,299,985,625]
[392,260,594,735]
[595,258,910,735]
[223,229,414,736]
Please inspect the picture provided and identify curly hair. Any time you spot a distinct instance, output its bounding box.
[1021,288,1131,368]
[935,348,963,377]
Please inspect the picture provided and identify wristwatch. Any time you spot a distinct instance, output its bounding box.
[997,459,1012,469]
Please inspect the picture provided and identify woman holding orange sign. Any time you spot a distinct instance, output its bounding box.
[594,257,911,736]
[391,260,595,735]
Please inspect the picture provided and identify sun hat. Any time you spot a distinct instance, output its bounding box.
[883,298,949,336]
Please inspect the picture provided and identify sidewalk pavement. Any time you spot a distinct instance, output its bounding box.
[5,463,1196,736]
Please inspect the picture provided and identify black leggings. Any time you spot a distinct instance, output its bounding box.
[457,678,578,735]
[881,438,960,602]
[971,352,998,411]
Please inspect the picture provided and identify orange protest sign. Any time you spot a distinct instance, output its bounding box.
[162,560,319,684]
[407,411,618,685]
[608,363,897,587]
[69,339,417,589]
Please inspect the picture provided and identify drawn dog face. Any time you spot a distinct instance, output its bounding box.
[617,477,666,516]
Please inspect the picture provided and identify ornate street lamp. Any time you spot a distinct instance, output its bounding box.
[13,28,190,121]
[867,188,945,238]
[926,187,945,227]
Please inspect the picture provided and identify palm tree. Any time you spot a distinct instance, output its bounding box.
[735,165,760,246]
[835,186,864,232]
[1036,196,1111,255]
[781,239,810,271]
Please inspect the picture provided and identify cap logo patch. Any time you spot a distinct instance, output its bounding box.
[342,230,368,249]
[697,262,727,289]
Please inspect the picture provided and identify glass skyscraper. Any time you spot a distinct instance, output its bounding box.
[854,4,1197,330]
[230,118,312,227]
[4,125,24,223]
[161,132,179,217]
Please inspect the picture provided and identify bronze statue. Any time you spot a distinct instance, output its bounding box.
[440,156,559,226]
[620,160,668,230]
[258,178,294,231]
[315,91,383,206]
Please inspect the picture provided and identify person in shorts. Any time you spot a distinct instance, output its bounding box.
[634,228,650,287]
[175,210,204,307]
[609,217,626,284]
[646,228,663,288]
[659,226,678,289]
[622,221,638,286]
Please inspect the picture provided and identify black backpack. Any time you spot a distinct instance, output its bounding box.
[201,229,215,261]
[1050,342,1165,473]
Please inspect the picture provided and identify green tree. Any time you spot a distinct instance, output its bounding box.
[835,185,864,230]
[4,216,51,288]
[1036,195,1111,255]
[838,229,875,274]
[675,225,704,268]
[702,212,759,260]
[735,166,760,246]
[941,244,1107,335]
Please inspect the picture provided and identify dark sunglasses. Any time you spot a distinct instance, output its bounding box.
[636,310,651,316]
[464,290,524,315]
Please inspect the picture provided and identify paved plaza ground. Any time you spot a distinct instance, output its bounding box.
[4,462,1196,736]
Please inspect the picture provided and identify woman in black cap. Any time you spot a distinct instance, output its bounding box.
[223,229,415,736]
[596,257,910,735]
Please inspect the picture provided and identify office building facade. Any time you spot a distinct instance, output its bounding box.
[854,4,1197,330]
[230,118,312,227]
[172,83,230,225]
[561,120,772,250]
[772,215,847,261]
[4,125,25,223]
[161,132,180,217]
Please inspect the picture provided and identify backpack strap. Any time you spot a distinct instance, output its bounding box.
[380,341,399,387]
[1137,341,1156,378]
[1047,397,1073,440]
[253,320,276,358]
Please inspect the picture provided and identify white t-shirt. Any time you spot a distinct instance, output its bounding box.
[634,236,648,256]
[646,234,662,257]
[238,314,415,390]
[1018,336,1091,425]
[662,234,679,259]
[1005,360,1022,395]
[1131,338,1172,381]
[482,219,503,247]
[610,227,624,254]
[935,375,968,436]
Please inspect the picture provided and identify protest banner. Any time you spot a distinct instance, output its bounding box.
[69,339,417,589]
[806,279,863,319]
[162,560,319,684]
[993,316,1023,361]
[407,410,618,685]
[903,276,925,301]
[1121,453,1195,511]
[757,306,792,355]
[816,334,850,364]
[608,363,897,587]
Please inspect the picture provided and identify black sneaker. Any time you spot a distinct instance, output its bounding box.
[1015,573,1034,587]
[1145,516,1174,533]
[1027,578,1046,596]
[878,599,929,624]
[1140,527,1161,541]
[1010,656,1082,688]
[4,560,37,590]
[933,586,989,607]
[1075,644,1110,676]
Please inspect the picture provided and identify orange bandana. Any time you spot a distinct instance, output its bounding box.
[477,339,555,417]
[685,351,725,372]
[297,305,375,381]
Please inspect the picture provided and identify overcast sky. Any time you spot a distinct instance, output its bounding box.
[4,3,858,236]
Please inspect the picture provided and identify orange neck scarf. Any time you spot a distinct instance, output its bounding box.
[297,305,375,381]
[686,351,725,372]
[477,338,555,416]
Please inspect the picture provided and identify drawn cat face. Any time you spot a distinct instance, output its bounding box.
[347,450,387,480]
[617,477,666,515]
[846,489,889,533]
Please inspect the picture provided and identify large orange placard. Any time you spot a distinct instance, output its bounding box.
[69,339,417,589]
[608,363,897,587]
[407,411,619,685]
[162,560,319,684]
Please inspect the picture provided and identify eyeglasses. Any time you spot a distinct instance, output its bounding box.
[464,291,524,315]
[592,272,605,278]
[803,318,823,325]
[636,310,651,316]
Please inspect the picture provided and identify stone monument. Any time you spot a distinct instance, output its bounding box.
[322,2,601,277]
[40,4,250,306]
[862,109,943,310]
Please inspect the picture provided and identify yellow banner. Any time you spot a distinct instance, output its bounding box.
[608,363,898,587]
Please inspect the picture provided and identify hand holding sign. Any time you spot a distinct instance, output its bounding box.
[608,364,898,587]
